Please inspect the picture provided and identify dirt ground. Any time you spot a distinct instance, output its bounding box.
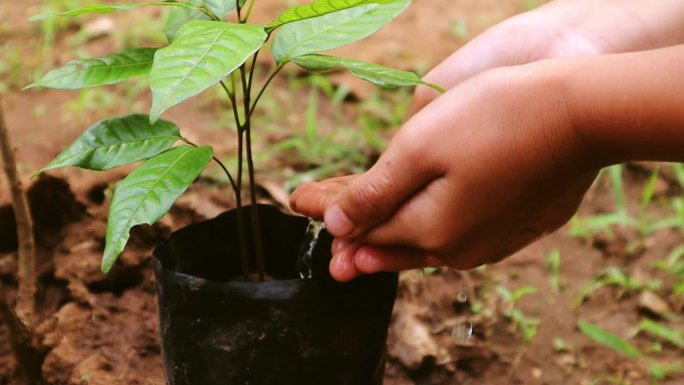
[1,0,683,384]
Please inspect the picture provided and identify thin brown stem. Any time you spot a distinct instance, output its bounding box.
[235,0,243,22]
[243,0,257,22]
[247,63,284,121]
[0,97,35,326]
[0,281,42,385]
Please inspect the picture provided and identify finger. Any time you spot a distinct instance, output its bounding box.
[352,245,445,274]
[290,176,356,218]
[325,119,443,239]
[358,175,451,249]
[329,241,362,282]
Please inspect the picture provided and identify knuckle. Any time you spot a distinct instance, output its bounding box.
[349,178,387,222]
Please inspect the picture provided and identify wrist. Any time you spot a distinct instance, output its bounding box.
[562,45,684,167]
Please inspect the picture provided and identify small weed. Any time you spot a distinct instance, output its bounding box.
[545,248,562,292]
[552,337,570,352]
[636,319,684,349]
[496,285,540,342]
[575,266,661,307]
[450,18,468,39]
[579,321,684,384]
[672,163,684,188]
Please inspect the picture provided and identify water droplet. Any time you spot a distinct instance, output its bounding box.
[456,291,468,303]
[456,279,468,303]
[297,220,324,279]
[451,322,473,343]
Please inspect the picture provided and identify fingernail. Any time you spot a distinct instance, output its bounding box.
[324,204,354,237]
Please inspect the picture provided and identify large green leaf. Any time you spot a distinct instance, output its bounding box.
[102,145,212,273]
[578,321,643,358]
[292,54,443,91]
[41,114,182,173]
[269,0,390,30]
[30,2,195,20]
[26,48,156,90]
[149,21,267,123]
[271,0,409,63]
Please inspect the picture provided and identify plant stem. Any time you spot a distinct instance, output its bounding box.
[235,0,242,22]
[243,0,257,23]
[235,129,249,281]
[0,97,36,326]
[220,79,250,281]
[181,137,238,192]
[240,64,265,281]
[243,119,264,280]
[247,63,284,121]
[0,281,42,385]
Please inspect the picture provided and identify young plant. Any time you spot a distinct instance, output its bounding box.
[27,0,442,280]
[578,321,684,384]
[575,266,661,307]
[495,285,540,342]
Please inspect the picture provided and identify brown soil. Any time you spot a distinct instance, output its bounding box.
[1,1,683,385]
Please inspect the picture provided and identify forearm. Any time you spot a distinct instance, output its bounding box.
[563,44,684,166]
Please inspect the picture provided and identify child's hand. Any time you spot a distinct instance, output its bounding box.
[291,64,597,281]
[410,0,684,116]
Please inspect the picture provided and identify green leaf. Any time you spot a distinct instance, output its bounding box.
[638,319,684,349]
[164,0,239,41]
[269,0,391,29]
[198,0,238,19]
[30,1,195,21]
[149,20,267,122]
[271,0,410,63]
[102,145,212,273]
[292,54,443,91]
[41,114,182,173]
[578,321,643,358]
[164,6,211,43]
[26,48,157,90]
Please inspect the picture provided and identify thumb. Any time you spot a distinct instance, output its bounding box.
[324,130,442,238]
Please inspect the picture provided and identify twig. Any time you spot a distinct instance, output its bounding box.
[0,281,42,385]
[0,96,36,325]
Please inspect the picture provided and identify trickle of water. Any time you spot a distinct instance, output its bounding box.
[456,280,468,303]
[297,219,325,279]
[451,322,473,343]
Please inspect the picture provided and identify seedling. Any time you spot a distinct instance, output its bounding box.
[545,248,563,292]
[27,0,443,280]
[575,266,661,307]
[636,319,684,350]
[652,244,684,297]
[496,285,540,342]
[578,321,684,384]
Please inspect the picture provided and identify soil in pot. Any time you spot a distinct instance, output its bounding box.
[153,204,399,385]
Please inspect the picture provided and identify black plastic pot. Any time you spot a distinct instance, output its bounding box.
[152,204,398,385]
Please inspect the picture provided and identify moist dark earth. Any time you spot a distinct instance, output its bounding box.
[1,1,683,384]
